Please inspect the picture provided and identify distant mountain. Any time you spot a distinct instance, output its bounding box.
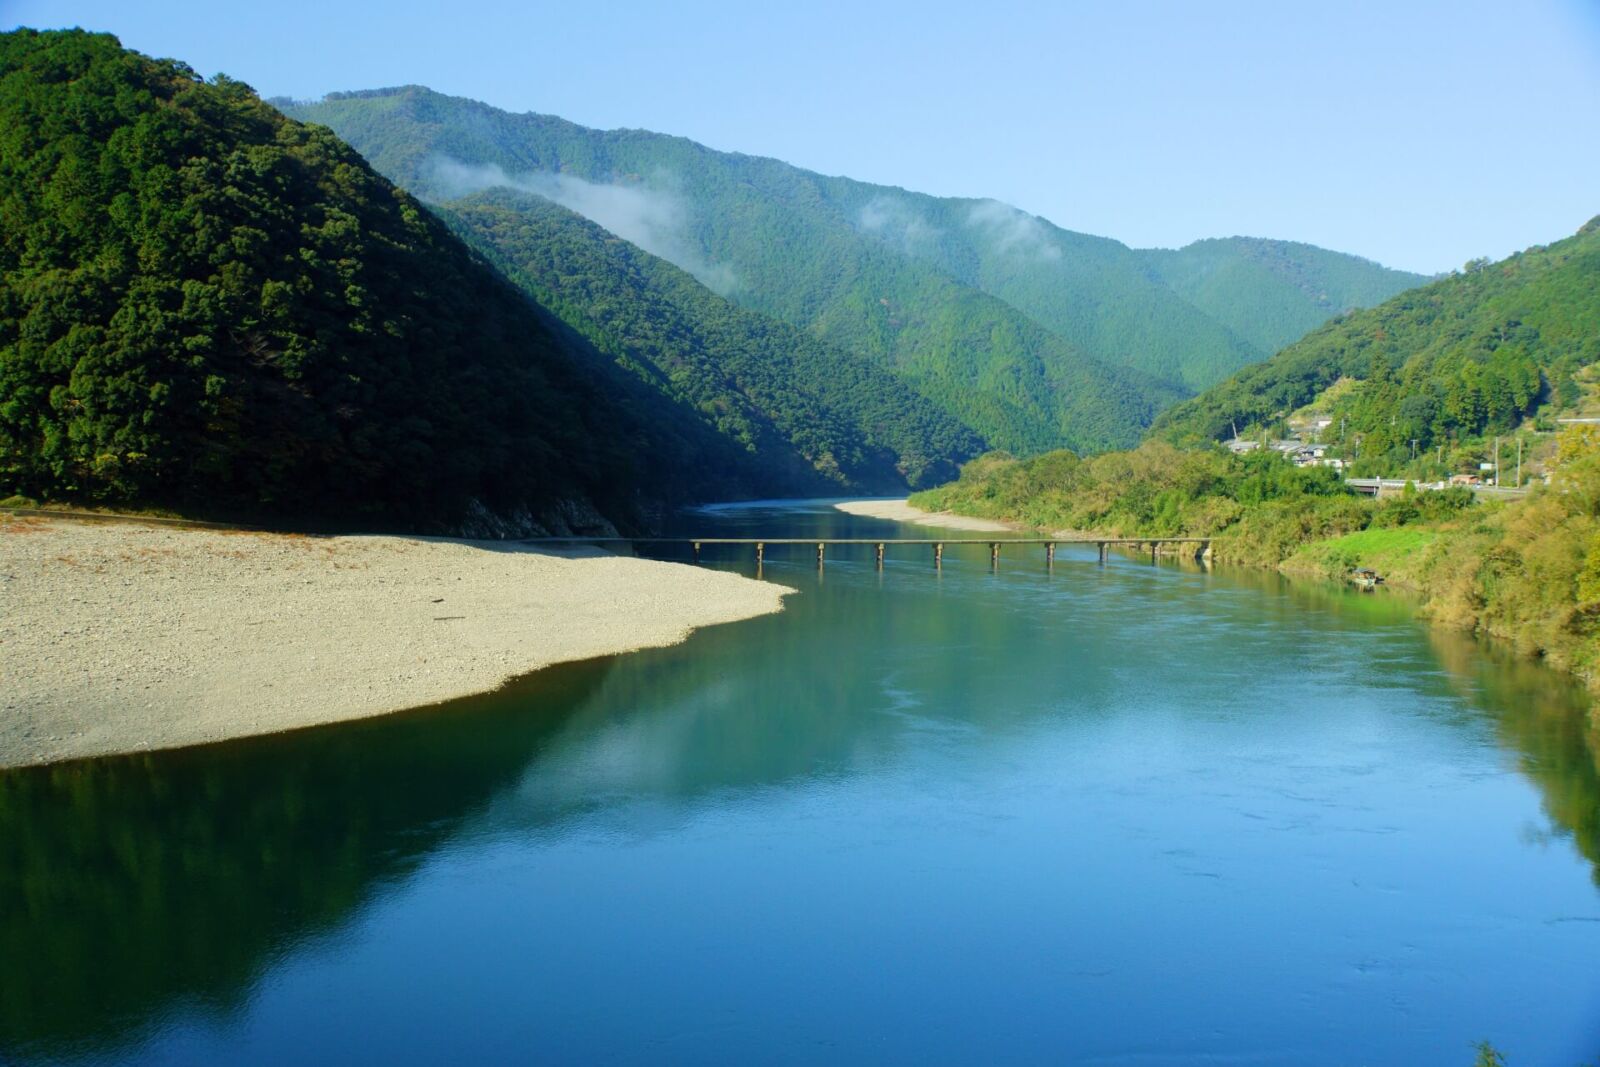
[0,30,910,529]
[283,87,1419,449]
[439,188,982,489]
[1140,237,1431,358]
[284,88,1188,454]
[1151,218,1600,463]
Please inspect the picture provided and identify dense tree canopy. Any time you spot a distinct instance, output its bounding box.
[0,29,682,528]
[1,30,920,528]
[440,189,982,490]
[1151,219,1600,467]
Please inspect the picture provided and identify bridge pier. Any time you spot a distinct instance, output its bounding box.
[692,541,701,563]
[990,542,1000,568]
[1046,542,1055,567]
[934,543,943,568]
[875,542,885,569]
[817,542,826,567]
[1151,541,1158,564]
[755,542,764,567]
[1097,542,1107,565]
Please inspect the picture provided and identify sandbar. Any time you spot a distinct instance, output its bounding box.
[832,498,1017,533]
[0,515,789,768]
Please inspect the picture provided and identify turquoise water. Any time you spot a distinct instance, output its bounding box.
[3,500,1598,1064]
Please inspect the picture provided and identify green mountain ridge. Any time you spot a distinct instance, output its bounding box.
[282,86,1421,448]
[1141,236,1433,359]
[438,188,983,489]
[0,30,924,529]
[1151,218,1600,465]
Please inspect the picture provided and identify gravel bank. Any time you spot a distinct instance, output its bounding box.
[832,498,1017,532]
[0,516,789,767]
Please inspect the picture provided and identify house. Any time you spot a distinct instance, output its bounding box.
[1449,473,1482,487]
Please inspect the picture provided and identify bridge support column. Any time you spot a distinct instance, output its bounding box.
[990,542,1000,568]
[1046,542,1055,567]
[817,542,826,567]
[1151,541,1159,564]
[934,543,943,568]
[755,542,764,567]
[875,543,885,569]
[1097,542,1107,565]
[692,541,701,563]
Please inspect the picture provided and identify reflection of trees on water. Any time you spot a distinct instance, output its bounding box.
[0,659,614,1062]
[4,542,1598,1062]
[1426,627,1600,887]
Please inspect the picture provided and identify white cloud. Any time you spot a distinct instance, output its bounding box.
[856,195,941,254]
[965,199,1062,261]
[427,157,740,296]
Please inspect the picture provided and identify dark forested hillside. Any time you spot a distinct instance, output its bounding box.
[283,87,1417,444]
[439,189,981,489]
[1151,219,1600,465]
[0,30,920,529]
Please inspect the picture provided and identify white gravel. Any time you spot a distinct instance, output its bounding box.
[0,516,789,767]
[832,498,1017,532]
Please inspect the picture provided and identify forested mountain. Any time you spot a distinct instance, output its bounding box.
[282,87,1419,443]
[1151,218,1600,466]
[438,189,982,488]
[1140,237,1430,359]
[284,88,1176,454]
[0,30,926,530]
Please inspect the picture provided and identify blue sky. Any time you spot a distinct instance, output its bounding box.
[8,0,1599,273]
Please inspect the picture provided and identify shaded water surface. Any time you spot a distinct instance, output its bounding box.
[3,500,1598,1064]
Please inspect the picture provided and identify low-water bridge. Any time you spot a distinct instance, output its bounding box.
[522,536,1212,569]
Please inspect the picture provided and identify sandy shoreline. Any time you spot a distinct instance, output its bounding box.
[0,516,789,768]
[832,498,1018,532]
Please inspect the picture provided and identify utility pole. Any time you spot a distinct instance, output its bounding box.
[1493,436,1500,487]
[1516,436,1523,487]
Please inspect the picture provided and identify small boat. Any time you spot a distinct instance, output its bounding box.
[1349,568,1384,591]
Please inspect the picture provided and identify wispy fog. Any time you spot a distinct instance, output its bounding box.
[965,200,1062,261]
[856,195,942,254]
[428,157,740,296]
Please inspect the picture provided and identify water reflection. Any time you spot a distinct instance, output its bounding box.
[2,502,1597,1063]
[1426,627,1600,886]
[0,662,613,1060]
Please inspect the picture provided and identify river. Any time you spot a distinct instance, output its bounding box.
[3,500,1598,1064]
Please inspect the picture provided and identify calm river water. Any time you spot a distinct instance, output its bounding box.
[3,500,1599,1065]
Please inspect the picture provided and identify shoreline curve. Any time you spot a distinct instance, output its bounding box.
[0,515,789,768]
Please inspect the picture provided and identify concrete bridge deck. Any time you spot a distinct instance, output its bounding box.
[522,536,1212,568]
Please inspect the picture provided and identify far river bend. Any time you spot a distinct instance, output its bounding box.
[2,499,1598,1064]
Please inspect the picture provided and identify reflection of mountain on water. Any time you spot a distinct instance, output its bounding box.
[0,659,615,1061]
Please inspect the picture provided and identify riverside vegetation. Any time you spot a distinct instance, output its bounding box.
[6,28,1600,691]
[914,214,1600,694]
[913,433,1600,694]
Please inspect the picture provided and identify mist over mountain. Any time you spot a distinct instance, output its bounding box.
[437,188,983,490]
[283,86,1421,452]
[0,30,960,529]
